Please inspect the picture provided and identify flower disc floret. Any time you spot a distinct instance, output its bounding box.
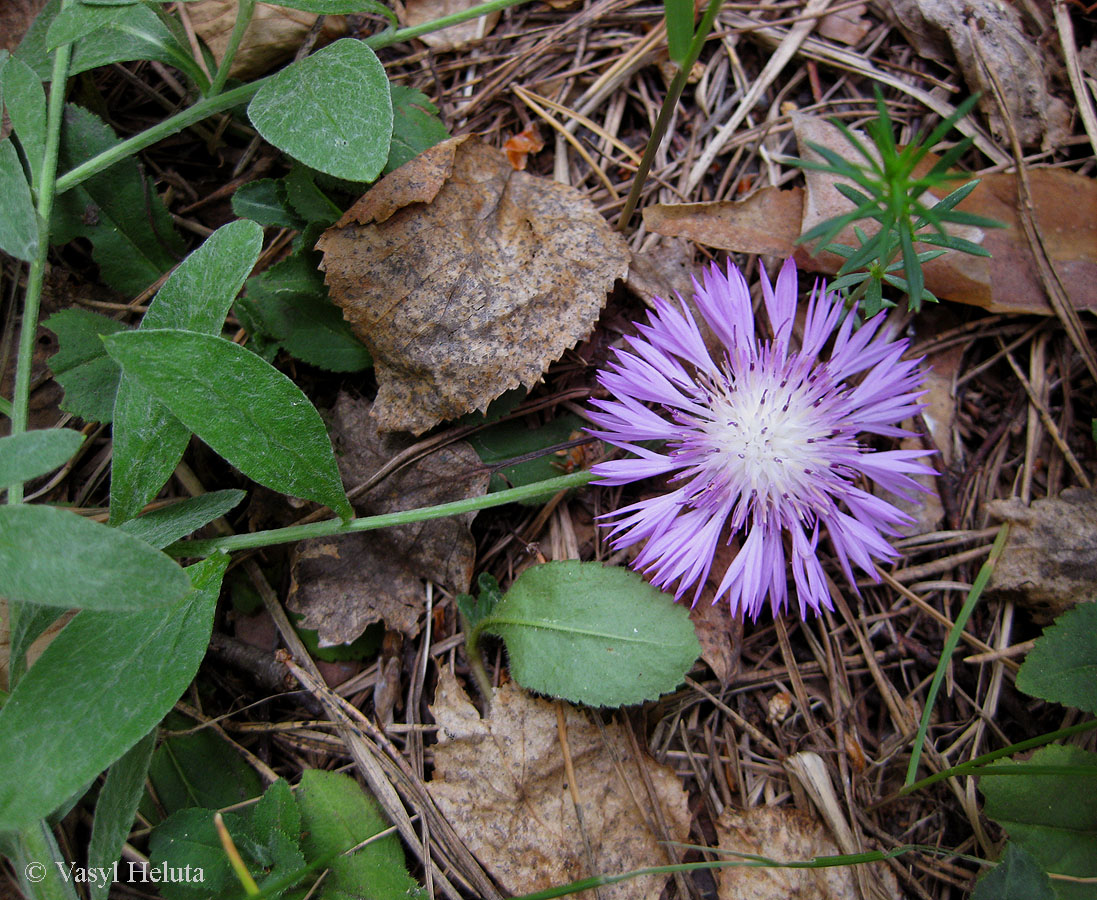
[589,259,934,620]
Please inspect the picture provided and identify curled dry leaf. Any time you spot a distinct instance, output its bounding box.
[317,136,629,435]
[287,392,488,644]
[503,122,545,171]
[185,1,347,80]
[427,670,690,900]
[987,488,1097,622]
[715,806,900,900]
[404,0,499,50]
[644,115,1097,315]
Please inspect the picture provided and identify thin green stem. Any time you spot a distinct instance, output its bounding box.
[0,395,12,418]
[207,0,256,97]
[8,4,75,503]
[616,0,723,231]
[463,618,496,707]
[167,470,595,558]
[904,523,1011,785]
[52,0,536,197]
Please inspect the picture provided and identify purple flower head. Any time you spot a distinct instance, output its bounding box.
[588,259,934,620]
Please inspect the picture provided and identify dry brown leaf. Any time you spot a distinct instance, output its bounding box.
[317,136,629,434]
[503,122,545,170]
[987,488,1097,622]
[885,0,1070,149]
[688,541,742,685]
[185,1,347,80]
[427,670,691,900]
[286,392,488,644]
[817,2,871,46]
[644,116,1097,315]
[715,806,899,900]
[404,0,499,49]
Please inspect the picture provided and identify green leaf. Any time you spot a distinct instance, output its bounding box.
[52,104,184,295]
[118,489,246,549]
[294,618,383,662]
[1,56,47,189]
[258,290,372,372]
[274,0,396,20]
[467,413,587,498]
[87,729,158,900]
[283,165,342,225]
[0,429,84,488]
[296,769,423,900]
[148,807,245,898]
[456,572,502,630]
[251,779,301,847]
[662,0,693,66]
[5,602,63,688]
[0,138,38,262]
[248,39,392,182]
[385,84,450,174]
[980,743,1097,900]
[232,179,304,229]
[1016,603,1097,714]
[0,553,227,831]
[971,843,1055,900]
[109,219,263,525]
[0,503,191,610]
[103,329,353,520]
[45,308,129,422]
[477,561,700,707]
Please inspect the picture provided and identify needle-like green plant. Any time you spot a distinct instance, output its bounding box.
[793,90,1003,316]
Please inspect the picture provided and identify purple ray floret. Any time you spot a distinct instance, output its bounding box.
[588,259,934,620]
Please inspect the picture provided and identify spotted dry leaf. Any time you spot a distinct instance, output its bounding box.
[316,135,630,435]
[427,670,690,900]
[287,392,488,644]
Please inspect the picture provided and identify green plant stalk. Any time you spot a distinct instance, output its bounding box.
[904,522,1011,785]
[463,618,496,705]
[215,813,261,896]
[207,0,256,97]
[52,0,534,196]
[0,396,12,418]
[167,470,595,557]
[899,719,1097,796]
[616,0,723,231]
[8,11,76,503]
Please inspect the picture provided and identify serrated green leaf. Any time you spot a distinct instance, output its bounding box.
[252,779,301,847]
[103,329,352,520]
[109,219,263,525]
[0,503,191,610]
[478,561,700,707]
[44,308,129,422]
[52,104,184,294]
[268,292,372,372]
[148,807,244,898]
[283,165,342,226]
[1,56,47,189]
[248,40,392,182]
[87,730,158,900]
[118,489,246,549]
[386,83,450,174]
[0,138,38,262]
[0,429,84,488]
[232,179,304,229]
[971,843,1055,900]
[981,744,1097,900]
[0,554,227,831]
[1016,603,1097,714]
[296,769,422,900]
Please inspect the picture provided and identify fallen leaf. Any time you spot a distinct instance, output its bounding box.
[689,541,742,686]
[427,670,691,899]
[817,2,871,46]
[885,0,1070,149]
[716,806,900,900]
[185,0,347,80]
[503,122,545,171]
[404,0,499,49]
[987,488,1097,622]
[287,392,489,644]
[643,117,1097,315]
[317,135,629,434]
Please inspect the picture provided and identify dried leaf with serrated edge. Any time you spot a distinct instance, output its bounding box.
[427,671,690,900]
[287,392,488,644]
[317,135,629,434]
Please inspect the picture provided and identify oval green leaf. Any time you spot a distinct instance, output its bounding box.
[0,504,192,610]
[0,139,38,262]
[0,429,84,488]
[0,553,227,831]
[102,329,353,520]
[1016,602,1097,715]
[479,561,700,707]
[248,39,392,182]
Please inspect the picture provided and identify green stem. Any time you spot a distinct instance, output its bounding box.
[463,618,496,706]
[52,0,536,196]
[904,523,1011,785]
[167,470,595,558]
[8,3,75,503]
[207,0,256,97]
[616,0,723,231]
